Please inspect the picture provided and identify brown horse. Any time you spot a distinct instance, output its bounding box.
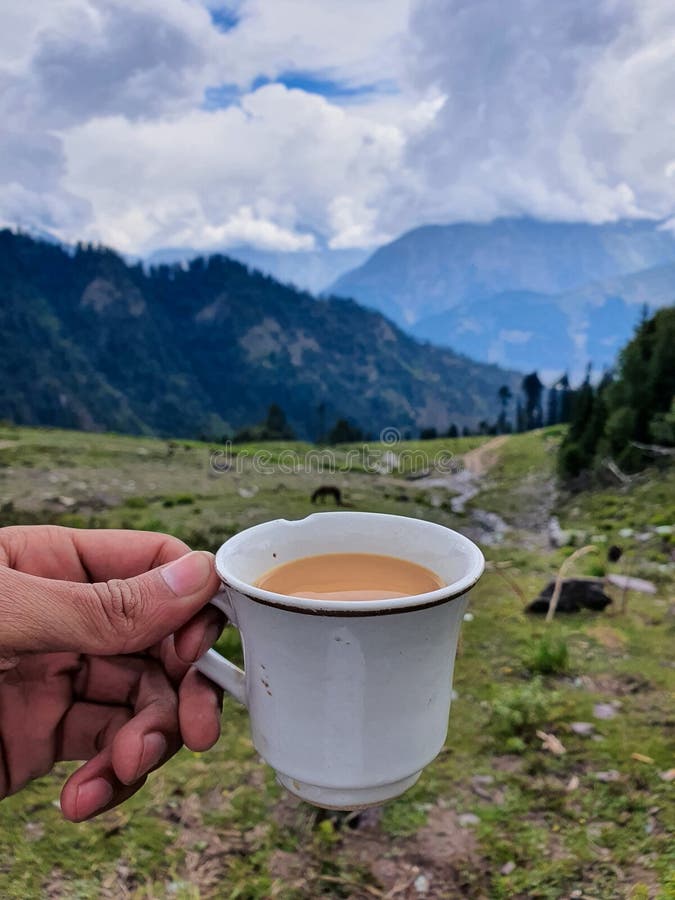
[311,486,353,507]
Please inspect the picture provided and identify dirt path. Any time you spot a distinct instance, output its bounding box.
[418,435,508,517]
[461,435,509,476]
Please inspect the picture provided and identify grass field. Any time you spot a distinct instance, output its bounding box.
[0,424,673,899]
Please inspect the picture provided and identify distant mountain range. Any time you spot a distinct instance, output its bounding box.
[330,219,675,376]
[146,243,369,295]
[0,230,518,439]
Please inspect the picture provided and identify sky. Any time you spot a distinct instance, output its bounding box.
[1,0,675,256]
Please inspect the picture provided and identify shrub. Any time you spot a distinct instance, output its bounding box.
[162,493,195,507]
[523,636,569,676]
[123,496,148,509]
[489,677,563,751]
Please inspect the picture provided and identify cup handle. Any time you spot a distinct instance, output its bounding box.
[193,589,248,706]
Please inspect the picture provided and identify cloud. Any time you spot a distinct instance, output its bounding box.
[1,0,674,255]
[385,0,675,234]
[62,83,409,252]
[0,0,416,252]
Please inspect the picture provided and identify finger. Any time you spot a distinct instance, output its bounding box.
[179,668,223,752]
[110,663,180,785]
[70,528,192,581]
[173,605,226,664]
[0,525,190,582]
[153,634,190,685]
[58,702,132,761]
[60,746,146,822]
[73,655,153,704]
[0,549,222,656]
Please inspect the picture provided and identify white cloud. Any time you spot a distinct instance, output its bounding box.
[0,0,674,255]
[385,0,675,235]
[61,83,409,252]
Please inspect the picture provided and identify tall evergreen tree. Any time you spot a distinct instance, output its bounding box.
[497,384,513,433]
[546,386,559,426]
[559,307,675,479]
[558,373,573,423]
[521,372,544,429]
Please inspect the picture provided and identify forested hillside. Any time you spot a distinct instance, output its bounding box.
[0,230,519,439]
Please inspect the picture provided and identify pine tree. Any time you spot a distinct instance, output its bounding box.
[521,372,544,429]
[546,386,559,426]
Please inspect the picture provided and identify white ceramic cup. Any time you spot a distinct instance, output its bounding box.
[194,512,484,810]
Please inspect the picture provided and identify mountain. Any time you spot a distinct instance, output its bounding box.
[409,263,675,376]
[146,244,369,294]
[0,230,519,439]
[331,218,675,375]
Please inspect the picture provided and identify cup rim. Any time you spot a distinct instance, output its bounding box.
[214,512,485,616]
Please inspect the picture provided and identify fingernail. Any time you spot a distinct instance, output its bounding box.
[137,732,168,779]
[195,622,222,660]
[75,777,114,820]
[161,551,213,597]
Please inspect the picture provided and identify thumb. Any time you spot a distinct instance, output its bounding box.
[0,551,222,655]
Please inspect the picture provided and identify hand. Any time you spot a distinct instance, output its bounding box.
[0,525,224,821]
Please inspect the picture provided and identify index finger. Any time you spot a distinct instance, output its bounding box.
[71,529,192,581]
[0,525,191,582]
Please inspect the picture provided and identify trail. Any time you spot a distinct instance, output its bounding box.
[418,435,508,516]
[461,435,509,476]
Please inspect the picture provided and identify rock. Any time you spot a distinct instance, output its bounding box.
[566,775,580,792]
[526,578,612,615]
[458,813,480,827]
[659,768,675,782]
[463,612,474,622]
[618,528,634,538]
[654,524,673,536]
[594,770,621,782]
[500,861,516,876]
[57,495,76,507]
[414,874,430,894]
[238,486,259,499]
[593,703,617,720]
[536,730,566,755]
[547,516,569,548]
[471,775,494,786]
[571,722,595,736]
[606,574,656,595]
[376,450,399,474]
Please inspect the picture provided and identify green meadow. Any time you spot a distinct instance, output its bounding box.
[0,424,673,899]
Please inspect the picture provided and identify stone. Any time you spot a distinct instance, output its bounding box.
[606,574,656,594]
[594,770,621,782]
[414,874,430,894]
[458,813,480,827]
[571,722,595,736]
